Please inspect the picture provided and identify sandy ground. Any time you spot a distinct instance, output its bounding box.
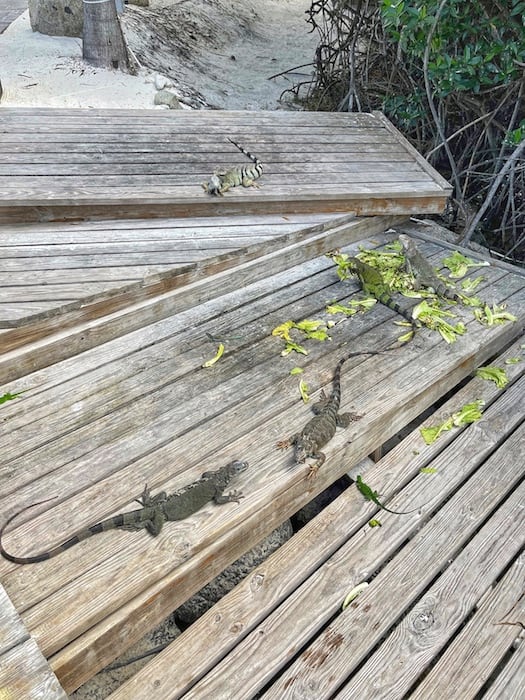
[0,0,317,109]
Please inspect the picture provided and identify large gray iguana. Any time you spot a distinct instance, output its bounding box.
[0,459,248,564]
[399,234,462,303]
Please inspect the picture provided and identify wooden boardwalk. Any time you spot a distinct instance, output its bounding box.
[0,109,451,222]
[0,108,523,699]
[1,230,523,697]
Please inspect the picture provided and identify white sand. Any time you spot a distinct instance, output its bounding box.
[0,1,317,110]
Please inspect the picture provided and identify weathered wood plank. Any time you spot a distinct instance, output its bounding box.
[106,338,525,700]
[0,210,354,329]
[482,638,525,700]
[408,554,525,699]
[0,215,404,377]
[0,181,445,203]
[0,586,67,699]
[261,434,525,700]
[0,636,68,700]
[0,584,27,655]
[0,109,451,222]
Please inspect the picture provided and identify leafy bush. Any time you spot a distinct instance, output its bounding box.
[291,0,525,263]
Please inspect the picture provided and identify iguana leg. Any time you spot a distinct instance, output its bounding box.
[214,489,244,504]
[137,485,167,507]
[120,509,165,536]
[277,435,298,451]
[307,452,326,480]
[312,390,329,414]
[145,510,166,536]
[337,411,362,427]
[241,176,261,188]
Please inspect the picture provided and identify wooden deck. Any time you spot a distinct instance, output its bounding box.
[0,109,452,222]
[1,229,524,697]
[0,107,523,699]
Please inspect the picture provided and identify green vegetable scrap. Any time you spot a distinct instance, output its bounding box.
[356,475,420,515]
[295,319,331,342]
[0,392,22,405]
[475,366,509,389]
[327,245,405,288]
[326,299,377,317]
[473,303,517,326]
[461,276,485,293]
[412,300,467,343]
[505,357,522,365]
[202,343,225,368]
[368,519,382,528]
[420,399,485,445]
[442,251,489,279]
[290,367,304,375]
[420,467,437,475]
[272,318,331,356]
[299,379,310,403]
[342,582,369,610]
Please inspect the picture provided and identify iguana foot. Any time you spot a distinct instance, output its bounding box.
[338,411,363,427]
[307,464,319,480]
[277,439,291,450]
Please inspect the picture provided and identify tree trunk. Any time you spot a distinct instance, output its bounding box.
[83,0,132,73]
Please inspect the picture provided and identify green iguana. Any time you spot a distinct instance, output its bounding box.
[349,257,419,336]
[278,351,382,476]
[0,459,248,565]
[202,138,263,196]
[399,234,462,303]
[356,475,423,515]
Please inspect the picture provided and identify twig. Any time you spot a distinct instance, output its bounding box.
[460,138,525,245]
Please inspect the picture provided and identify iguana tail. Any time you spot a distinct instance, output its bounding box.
[376,290,419,333]
[227,138,263,177]
[0,500,152,565]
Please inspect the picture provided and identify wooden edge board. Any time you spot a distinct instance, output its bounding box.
[0,215,407,383]
[0,196,448,225]
[372,111,453,192]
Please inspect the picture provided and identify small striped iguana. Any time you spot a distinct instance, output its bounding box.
[349,257,419,337]
[0,459,248,564]
[202,138,263,196]
[399,234,462,303]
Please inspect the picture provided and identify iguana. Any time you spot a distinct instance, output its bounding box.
[356,475,423,515]
[399,234,462,303]
[0,459,248,565]
[202,138,263,196]
[349,256,419,337]
[277,351,379,476]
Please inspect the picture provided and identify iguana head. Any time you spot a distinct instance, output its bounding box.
[202,173,224,196]
[398,234,414,251]
[226,459,249,477]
